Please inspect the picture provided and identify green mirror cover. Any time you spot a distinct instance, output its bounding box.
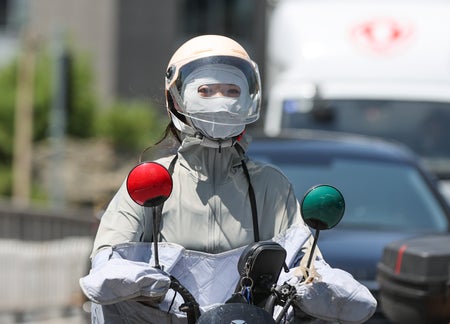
[301,185,345,230]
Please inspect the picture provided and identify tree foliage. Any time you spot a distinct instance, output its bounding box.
[0,44,166,199]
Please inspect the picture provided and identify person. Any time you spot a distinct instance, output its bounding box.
[80,35,377,323]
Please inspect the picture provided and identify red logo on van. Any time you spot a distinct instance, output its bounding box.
[351,18,415,54]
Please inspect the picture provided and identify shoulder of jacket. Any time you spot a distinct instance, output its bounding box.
[247,158,290,182]
[153,155,178,168]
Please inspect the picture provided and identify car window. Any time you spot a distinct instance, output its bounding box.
[260,157,448,232]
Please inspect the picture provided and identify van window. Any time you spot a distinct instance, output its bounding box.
[281,99,450,160]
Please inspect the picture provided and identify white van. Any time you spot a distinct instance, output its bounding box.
[264,0,450,185]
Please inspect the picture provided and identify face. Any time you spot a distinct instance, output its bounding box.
[177,65,254,139]
[197,84,241,98]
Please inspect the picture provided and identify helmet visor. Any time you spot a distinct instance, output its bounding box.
[171,56,261,126]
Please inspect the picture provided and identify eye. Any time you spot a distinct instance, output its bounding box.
[226,85,241,98]
[198,85,213,97]
[197,84,241,98]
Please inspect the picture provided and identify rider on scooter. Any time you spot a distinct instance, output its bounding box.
[80,35,377,323]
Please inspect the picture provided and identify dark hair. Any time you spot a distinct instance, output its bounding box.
[156,121,182,145]
[139,121,182,163]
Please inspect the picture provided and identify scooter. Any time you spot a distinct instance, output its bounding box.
[126,162,345,324]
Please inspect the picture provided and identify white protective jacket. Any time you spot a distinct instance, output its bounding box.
[81,134,377,323]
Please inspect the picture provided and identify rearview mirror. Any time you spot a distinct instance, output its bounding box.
[126,162,173,207]
[301,184,345,230]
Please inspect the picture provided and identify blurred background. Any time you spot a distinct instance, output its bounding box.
[1,0,450,323]
[0,0,266,211]
[0,0,266,323]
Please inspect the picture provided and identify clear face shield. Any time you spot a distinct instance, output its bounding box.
[168,56,261,140]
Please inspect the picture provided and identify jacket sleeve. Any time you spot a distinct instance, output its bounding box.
[277,226,377,324]
[274,218,377,323]
[90,180,152,259]
[79,247,171,305]
[289,257,377,324]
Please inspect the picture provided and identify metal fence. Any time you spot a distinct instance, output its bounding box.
[0,202,97,323]
[0,203,97,241]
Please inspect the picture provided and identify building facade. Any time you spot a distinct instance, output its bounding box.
[0,0,267,106]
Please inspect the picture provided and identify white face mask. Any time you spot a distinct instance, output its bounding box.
[191,117,245,139]
[181,64,251,139]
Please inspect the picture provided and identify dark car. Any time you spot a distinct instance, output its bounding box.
[247,131,450,321]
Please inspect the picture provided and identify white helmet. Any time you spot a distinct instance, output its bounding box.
[165,35,261,140]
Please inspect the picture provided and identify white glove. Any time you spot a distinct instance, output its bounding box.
[79,248,171,305]
[290,260,377,324]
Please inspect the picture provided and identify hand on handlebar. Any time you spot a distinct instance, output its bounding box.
[288,263,377,324]
[80,250,172,305]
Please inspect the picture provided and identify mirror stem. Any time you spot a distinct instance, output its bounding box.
[152,206,161,269]
[306,227,320,271]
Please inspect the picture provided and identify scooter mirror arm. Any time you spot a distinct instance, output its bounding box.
[152,205,162,269]
[306,225,321,273]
